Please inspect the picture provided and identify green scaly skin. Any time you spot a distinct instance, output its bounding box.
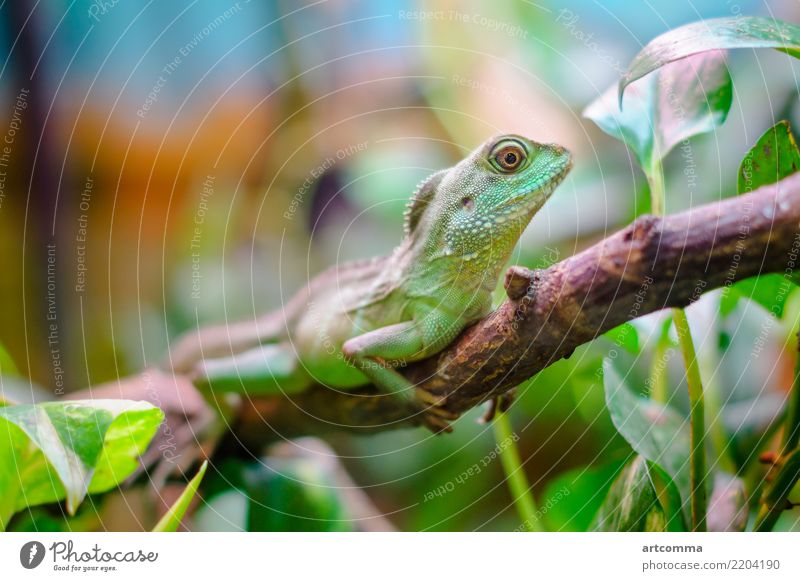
[166,135,572,432]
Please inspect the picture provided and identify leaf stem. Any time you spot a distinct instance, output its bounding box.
[493,411,543,531]
[673,308,708,532]
[648,157,708,531]
[649,340,669,404]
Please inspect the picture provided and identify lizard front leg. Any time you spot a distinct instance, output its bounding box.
[342,315,462,433]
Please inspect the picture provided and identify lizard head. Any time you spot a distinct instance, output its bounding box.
[405,135,572,282]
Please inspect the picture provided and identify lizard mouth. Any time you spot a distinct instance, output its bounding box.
[541,158,573,192]
[497,157,573,215]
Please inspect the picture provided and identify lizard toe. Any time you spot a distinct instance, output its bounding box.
[426,406,460,421]
[415,388,448,407]
[422,414,454,434]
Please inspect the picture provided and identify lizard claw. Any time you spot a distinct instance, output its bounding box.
[415,388,448,407]
[421,412,454,434]
[413,388,459,433]
[498,387,517,413]
[424,404,460,421]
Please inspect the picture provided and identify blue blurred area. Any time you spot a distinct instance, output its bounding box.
[0,1,420,110]
[0,0,773,107]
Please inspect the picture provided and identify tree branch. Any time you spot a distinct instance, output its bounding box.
[233,173,800,446]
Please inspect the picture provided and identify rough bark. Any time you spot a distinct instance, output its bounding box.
[233,173,800,446]
[82,174,800,452]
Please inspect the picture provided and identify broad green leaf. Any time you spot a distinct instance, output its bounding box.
[647,462,687,531]
[738,121,800,194]
[244,458,352,532]
[718,288,739,318]
[541,456,628,531]
[531,347,619,441]
[585,51,732,174]
[87,402,166,494]
[728,274,799,319]
[620,17,800,99]
[0,399,163,528]
[592,456,666,531]
[522,350,614,437]
[603,359,691,513]
[153,460,207,532]
[604,323,640,354]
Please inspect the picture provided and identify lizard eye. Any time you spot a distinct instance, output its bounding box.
[489,139,527,173]
[461,197,475,211]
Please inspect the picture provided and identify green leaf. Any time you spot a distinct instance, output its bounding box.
[648,462,688,531]
[153,460,207,532]
[604,323,640,354]
[738,121,800,194]
[542,457,628,531]
[592,456,665,531]
[620,17,800,100]
[244,458,352,532]
[585,51,732,173]
[603,358,691,514]
[728,274,799,319]
[0,399,163,528]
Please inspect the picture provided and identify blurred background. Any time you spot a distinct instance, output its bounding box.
[1,0,800,531]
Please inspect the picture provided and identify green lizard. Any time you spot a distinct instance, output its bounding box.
[167,135,572,432]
